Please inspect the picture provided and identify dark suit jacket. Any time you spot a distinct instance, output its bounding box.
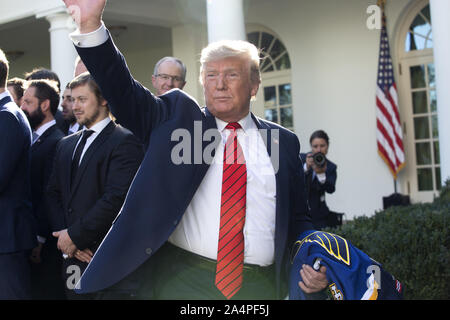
[74,34,313,298]
[31,124,65,237]
[46,120,144,276]
[300,153,337,229]
[0,94,37,253]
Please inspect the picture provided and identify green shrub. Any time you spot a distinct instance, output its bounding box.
[325,181,450,300]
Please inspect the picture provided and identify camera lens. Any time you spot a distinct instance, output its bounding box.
[313,152,326,167]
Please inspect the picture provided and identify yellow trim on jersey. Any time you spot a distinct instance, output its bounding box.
[294,231,351,266]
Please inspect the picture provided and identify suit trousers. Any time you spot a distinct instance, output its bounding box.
[149,243,277,300]
[0,251,31,299]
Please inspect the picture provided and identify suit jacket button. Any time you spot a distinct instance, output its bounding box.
[145,248,152,255]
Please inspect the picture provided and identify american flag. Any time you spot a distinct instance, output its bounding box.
[376,9,405,179]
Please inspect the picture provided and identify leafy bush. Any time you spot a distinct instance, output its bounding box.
[325,180,450,300]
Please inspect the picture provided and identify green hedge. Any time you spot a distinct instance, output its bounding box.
[325,181,450,300]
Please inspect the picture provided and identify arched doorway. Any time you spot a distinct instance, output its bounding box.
[397,0,440,202]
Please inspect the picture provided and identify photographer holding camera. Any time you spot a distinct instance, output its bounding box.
[300,130,337,230]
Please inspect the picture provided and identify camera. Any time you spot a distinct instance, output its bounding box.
[312,152,326,168]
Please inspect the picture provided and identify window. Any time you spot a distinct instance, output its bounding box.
[405,5,432,52]
[397,1,441,201]
[247,31,293,130]
[409,61,440,191]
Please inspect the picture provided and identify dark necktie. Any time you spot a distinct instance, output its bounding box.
[71,129,94,187]
[215,122,247,299]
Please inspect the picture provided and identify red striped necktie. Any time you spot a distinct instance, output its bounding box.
[215,122,247,299]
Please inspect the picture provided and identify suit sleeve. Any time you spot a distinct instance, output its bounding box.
[0,111,27,194]
[291,136,314,237]
[45,141,66,231]
[68,134,144,250]
[75,33,169,146]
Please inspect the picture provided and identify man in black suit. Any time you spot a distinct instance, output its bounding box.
[0,48,37,299]
[24,68,67,133]
[62,0,329,300]
[61,83,82,135]
[21,79,66,299]
[47,72,143,299]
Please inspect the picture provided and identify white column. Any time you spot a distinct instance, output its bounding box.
[430,0,450,185]
[41,10,77,89]
[206,0,246,43]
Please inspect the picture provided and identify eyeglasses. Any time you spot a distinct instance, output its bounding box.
[155,73,184,83]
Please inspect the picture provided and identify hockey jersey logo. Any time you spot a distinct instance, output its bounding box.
[293,231,350,266]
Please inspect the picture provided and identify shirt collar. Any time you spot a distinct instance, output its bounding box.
[34,119,56,137]
[215,112,255,133]
[85,116,111,135]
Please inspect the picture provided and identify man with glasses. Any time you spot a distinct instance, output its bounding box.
[151,57,186,96]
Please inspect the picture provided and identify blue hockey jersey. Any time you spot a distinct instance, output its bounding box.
[289,230,403,300]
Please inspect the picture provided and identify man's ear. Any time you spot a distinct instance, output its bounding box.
[40,99,51,113]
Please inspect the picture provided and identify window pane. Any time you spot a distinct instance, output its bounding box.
[260,32,274,53]
[410,14,431,42]
[428,63,435,87]
[247,32,259,47]
[412,91,427,114]
[431,114,439,139]
[405,32,415,52]
[426,37,433,49]
[280,107,293,128]
[264,86,276,108]
[421,5,431,23]
[415,142,431,165]
[434,141,440,165]
[410,65,426,89]
[435,167,441,190]
[414,116,430,139]
[275,53,291,70]
[279,83,292,105]
[260,58,271,72]
[263,64,274,72]
[430,90,437,112]
[265,109,278,123]
[270,39,286,60]
[417,168,433,191]
[411,33,427,50]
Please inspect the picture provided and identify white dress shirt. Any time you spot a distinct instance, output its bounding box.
[68,122,82,135]
[169,113,277,266]
[73,117,111,164]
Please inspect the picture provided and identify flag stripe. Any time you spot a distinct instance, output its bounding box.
[375,12,405,178]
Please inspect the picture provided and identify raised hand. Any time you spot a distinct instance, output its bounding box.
[62,0,107,33]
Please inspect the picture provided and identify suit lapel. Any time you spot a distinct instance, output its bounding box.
[70,121,115,198]
[31,125,55,151]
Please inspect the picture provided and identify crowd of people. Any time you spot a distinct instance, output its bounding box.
[0,0,339,301]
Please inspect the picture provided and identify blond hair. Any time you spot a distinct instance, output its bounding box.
[199,40,261,86]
